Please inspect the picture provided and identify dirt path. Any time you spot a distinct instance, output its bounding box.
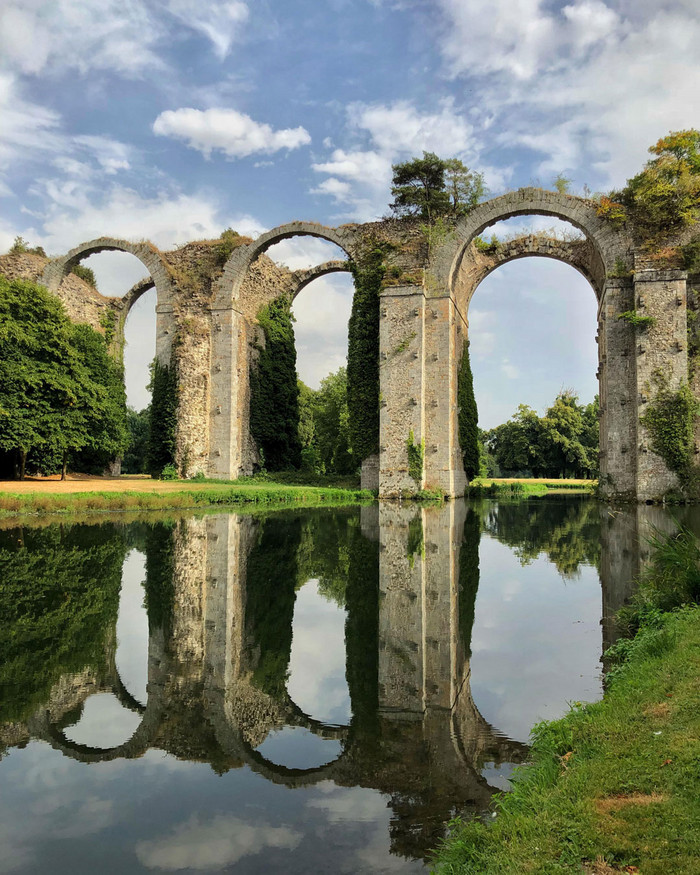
[0,477,215,494]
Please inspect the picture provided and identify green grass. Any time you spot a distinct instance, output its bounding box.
[432,607,700,874]
[0,481,374,518]
[467,480,549,498]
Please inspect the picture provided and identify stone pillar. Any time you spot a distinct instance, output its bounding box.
[378,285,426,497]
[423,294,467,497]
[633,267,689,500]
[207,307,245,480]
[598,280,637,500]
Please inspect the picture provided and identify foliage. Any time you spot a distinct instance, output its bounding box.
[390,152,484,220]
[458,340,480,480]
[681,238,700,273]
[0,523,127,722]
[641,378,698,483]
[615,524,700,637]
[485,392,599,479]
[122,406,150,474]
[147,358,178,477]
[214,227,244,266]
[71,263,97,288]
[615,129,700,238]
[552,173,572,194]
[250,295,302,471]
[617,309,655,329]
[458,508,480,655]
[595,195,627,228]
[347,248,382,461]
[0,277,128,478]
[406,429,424,483]
[433,603,700,874]
[406,513,424,567]
[99,307,118,345]
[312,368,354,474]
[160,463,179,480]
[8,236,46,257]
[143,522,176,632]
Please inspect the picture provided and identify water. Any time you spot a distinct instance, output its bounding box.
[0,497,686,873]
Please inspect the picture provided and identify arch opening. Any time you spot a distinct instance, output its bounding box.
[467,256,599,476]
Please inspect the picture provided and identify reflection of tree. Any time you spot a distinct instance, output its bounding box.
[295,509,356,607]
[0,524,127,723]
[459,509,481,655]
[482,497,601,577]
[245,514,302,697]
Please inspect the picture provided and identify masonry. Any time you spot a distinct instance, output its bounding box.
[2,187,698,502]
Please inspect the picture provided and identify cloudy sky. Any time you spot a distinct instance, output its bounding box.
[1,0,698,423]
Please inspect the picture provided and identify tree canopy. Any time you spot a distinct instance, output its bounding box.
[0,276,128,479]
[390,151,485,220]
[485,391,599,479]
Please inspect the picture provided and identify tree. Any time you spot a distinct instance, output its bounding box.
[390,151,450,220]
[486,404,543,475]
[0,277,127,479]
[314,367,353,474]
[445,159,486,216]
[619,129,700,233]
[458,341,480,480]
[122,407,150,474]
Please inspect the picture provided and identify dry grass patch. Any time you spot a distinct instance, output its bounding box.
[594,793,667,814]
[643,702,672,720]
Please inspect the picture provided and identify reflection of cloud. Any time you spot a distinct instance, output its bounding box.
[135,815,301,870]
[307,785,387,823]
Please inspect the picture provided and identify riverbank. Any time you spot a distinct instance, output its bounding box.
[0,476,374,517]
[433,610,700,872]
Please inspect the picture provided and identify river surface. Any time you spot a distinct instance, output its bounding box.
[0,496,690,873]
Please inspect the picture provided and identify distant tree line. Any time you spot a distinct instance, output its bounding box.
[482,391,599,479]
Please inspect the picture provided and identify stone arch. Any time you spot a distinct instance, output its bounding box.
[41,237,172,301]
[445,188,630,303]
[290,260,351,300]
[122,276,155,316]
[213,221,358,309]
[454,234,606,311]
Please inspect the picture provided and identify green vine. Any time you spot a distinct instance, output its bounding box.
[250,295,301,470]
[407,515,424,569]
[406,429,424,483]
[347,244,385,462]
[147,358,178,477]
[458,340,480,480]
[99,308,118,346]
[392,331,416,356]
[617,310,656,329]
[641,375,699,485]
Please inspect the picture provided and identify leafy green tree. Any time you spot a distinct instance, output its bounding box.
[390,151,450,220]
[297,380,320,471]
[122,407,150,474]
[619,130,700,234]
[486,404,543,476]
[147,359,178,477]
[314,367,353,474]
[538,390,591,479]
[445,158,486,216]
[0,277,127,479]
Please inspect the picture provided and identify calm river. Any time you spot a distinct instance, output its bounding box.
[0,497,689,873]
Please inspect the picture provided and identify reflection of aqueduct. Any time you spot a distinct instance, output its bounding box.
[2,499,663,857]
[8,188,696,501]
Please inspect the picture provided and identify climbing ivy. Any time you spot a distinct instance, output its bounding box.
[147,358,178,477]
[250,295,301,470]
[641,376,699,484]
[458,340,480,480]
[617,310,655,330]
[347,247,384,462]
[406,429,424,483]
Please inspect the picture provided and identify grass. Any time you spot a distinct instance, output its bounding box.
[433,607,700,874]
[0,477,374,518]
[433,524,700,874]
[471,477,596,492]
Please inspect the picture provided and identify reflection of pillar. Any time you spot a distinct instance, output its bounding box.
[599,503,680,651]
[377,502,467,717]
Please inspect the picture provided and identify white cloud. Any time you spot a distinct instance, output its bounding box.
[135,815,301,870]
[153,108,311,159]
[166,0,249,59]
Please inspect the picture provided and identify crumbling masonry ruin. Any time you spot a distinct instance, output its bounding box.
[3,188,699,502]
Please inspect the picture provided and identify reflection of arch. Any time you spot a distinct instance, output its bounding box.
[290,260,351,300]
[447,188,628,304]
[457,234,605,303]
[41,237,172,306]
[213,222,357,308]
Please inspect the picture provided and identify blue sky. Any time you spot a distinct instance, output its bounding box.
[1,0,698,423]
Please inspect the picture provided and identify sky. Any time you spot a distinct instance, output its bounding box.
[1,0,699,425]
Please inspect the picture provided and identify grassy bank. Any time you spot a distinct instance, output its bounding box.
[0,479,374,518]
[469,477,596,496]
[434,527,700,874]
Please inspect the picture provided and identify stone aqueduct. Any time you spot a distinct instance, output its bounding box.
[13,188,699,501]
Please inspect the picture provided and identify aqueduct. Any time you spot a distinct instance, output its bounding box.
[3,187,698,501]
